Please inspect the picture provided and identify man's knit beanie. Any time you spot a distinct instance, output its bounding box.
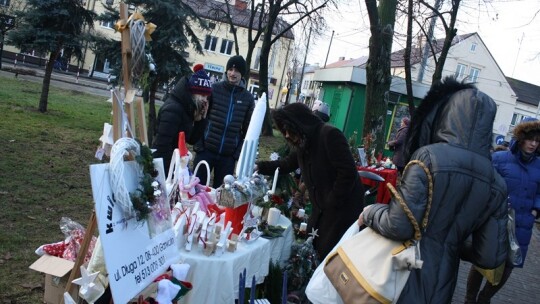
[226,55,247,77]
[188,64,212,96]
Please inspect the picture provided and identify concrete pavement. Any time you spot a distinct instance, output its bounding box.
[450,224,540,303]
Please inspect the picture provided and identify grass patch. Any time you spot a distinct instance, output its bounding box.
[0,75,285,302]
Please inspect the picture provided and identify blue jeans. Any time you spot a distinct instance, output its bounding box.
[193,150,236,189]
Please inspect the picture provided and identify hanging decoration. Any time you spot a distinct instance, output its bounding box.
[109,137,166,222]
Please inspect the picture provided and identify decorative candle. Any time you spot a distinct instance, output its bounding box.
[270,167,280,194]
[251,205,263,218]
[297,208,305,218]
[267,207,281,226]
[235,93,267,179]
[250,275,256,304]
[299,222,307,232]
[281,271,288,304]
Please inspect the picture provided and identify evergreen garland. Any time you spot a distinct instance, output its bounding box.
[129,141,161,221]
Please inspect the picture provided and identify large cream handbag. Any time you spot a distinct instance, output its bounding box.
[324,160,433,304]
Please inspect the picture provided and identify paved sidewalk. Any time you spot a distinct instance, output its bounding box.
[451,224,540,303]
[0,60,164,102]
[1,61,112,97]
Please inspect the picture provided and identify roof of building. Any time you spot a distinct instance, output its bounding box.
[324,56,368,68]
[325,33,478,69]
[507,77,540,107]
[184,0,294,40]
[388,33,476,67]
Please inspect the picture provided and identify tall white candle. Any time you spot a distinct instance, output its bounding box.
[297,208,305,218]
[270,167,280,194]
[299,222,307,232]
[267,207,281,226]
[235,93,267,179]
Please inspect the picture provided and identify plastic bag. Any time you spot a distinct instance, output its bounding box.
[36,217,97,263]
[507,208,523,266]
[305,222,361,304]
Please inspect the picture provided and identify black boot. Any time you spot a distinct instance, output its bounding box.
[477,264,513,304]
[464,265,483,304]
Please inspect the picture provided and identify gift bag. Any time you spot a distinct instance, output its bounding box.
[323,160,432,304]
[474,262,506,286]
[507,207,523,266]
[305,222,361,304]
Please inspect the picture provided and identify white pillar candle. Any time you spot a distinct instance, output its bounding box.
[267,207,281,226]
[251,206,263,218]
[297,208,305,218]
[299,222,307,232]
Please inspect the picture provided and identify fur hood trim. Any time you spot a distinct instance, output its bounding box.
[404,77,496,162]
[513,119,540,141]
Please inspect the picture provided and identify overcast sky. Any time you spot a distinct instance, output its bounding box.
[307,0,540,86]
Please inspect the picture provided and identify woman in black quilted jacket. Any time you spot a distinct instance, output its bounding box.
[152,64,211,174]
[359,77,508,303]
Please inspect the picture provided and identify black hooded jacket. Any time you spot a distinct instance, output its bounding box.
[362,78,508,303]
[257,103,364,259]
[152,77,207,173]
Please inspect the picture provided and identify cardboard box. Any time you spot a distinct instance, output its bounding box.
[29,255,78,304]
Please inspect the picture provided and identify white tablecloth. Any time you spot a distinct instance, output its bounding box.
[267,215,294,266]
[178,237,271,304]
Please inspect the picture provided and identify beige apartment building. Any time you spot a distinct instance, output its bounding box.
[1,0,294,108]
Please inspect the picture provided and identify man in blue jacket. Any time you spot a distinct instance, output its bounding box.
[194,55,255,188]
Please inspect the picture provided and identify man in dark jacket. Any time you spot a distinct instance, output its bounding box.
[152,64,211,174]
[194,55,255,188]
[257,103,364,260]
[359,77,508,303]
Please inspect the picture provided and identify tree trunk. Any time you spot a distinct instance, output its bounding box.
[404,0,415,115]
[39,51,59,113]
[259,27,274,137]
[363,0,397,157]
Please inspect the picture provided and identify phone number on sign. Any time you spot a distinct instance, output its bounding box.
[134,255,167,284]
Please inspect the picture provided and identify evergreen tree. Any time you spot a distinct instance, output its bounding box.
[97,0,208,142]
[7,0,95,113]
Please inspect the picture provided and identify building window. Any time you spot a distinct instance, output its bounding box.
[204,35,218,52]
[0,0,10,6]
[208,22,216,29]
[100,20,115,29]
[220,39,234,55]
[252,47,261,70]
[454,63,467,79]
[511,113,526,126]
[249,83,259,99]
[469,67,480,82]
[105,0,114,5]
[470,42,477,52]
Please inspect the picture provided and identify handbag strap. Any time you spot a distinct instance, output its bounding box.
[386,160,433,241]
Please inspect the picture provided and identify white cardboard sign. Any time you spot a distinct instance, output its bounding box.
[90,160,178,304]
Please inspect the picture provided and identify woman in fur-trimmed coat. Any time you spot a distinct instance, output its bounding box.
[465,117,540,303]
[359,77,508,304]
[257,103,364,260]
